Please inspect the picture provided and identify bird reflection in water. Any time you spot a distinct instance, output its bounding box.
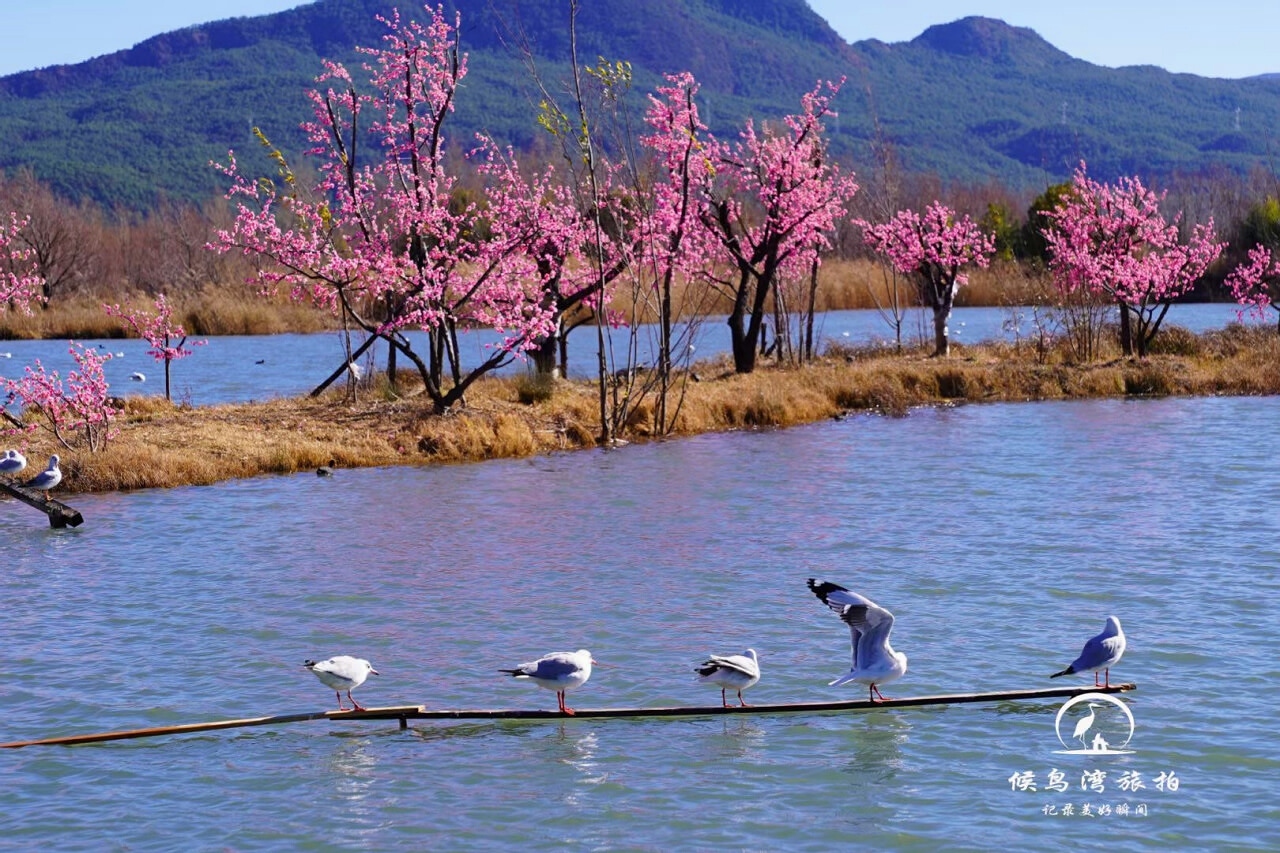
[701,717,768,762]
[326,736,381,810]
[838,715,912,783]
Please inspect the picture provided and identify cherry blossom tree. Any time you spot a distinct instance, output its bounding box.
[104,294,206,402]
[1224,244,1280,332]
[641,71,718,425]
[859,202,995,357]
[1044,163,1224,358]
[2,343,118,452]
[695,79,858,374]
[1,213,45,314]
[212,7,556,411]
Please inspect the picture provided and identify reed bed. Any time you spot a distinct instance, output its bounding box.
[6,324,1277,496]
[0,292,334,340]
[5,259,1051,340]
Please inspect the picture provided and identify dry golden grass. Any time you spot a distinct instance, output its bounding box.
[0,292,334,340]
[10,324,1279,496]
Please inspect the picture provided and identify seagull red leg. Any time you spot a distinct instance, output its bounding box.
[1094,672,1101,687]
[721,688,728,708]
[348,691,366,711]
[1104,669,1111,688]
[738,690,750,708]
[335,691,348,711]
[872,685,890,702]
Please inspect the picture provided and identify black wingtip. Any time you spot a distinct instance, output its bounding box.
[807,578,848,601]
[303,660,317,668]
[695,663,718,677]
[1049,667,1073,679]
[498,669,522,676]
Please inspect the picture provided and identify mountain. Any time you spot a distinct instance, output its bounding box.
[0,2,1277,208]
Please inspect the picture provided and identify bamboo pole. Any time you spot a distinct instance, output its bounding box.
[0,706,426,749]
[402,682,1135,720]
[0,684,1134,749]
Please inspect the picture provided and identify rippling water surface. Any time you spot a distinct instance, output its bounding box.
[3,395,1278,850]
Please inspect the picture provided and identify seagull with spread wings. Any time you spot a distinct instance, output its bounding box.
[807,578,908,703]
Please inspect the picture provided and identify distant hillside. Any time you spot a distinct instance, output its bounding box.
[1,2,1278,208]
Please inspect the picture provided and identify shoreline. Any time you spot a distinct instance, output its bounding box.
[7,324,1278,497]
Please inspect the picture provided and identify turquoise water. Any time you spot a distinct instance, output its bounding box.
[3,396,1278,850]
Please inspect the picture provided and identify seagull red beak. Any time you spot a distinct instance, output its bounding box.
[370,669,380,676]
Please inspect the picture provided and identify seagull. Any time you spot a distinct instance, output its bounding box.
[130,371,146,382]
[696,649,760,708]
[807,578,908,703]
[1051,616,1126,688]
[304,656,379,711]
[0,449,27,476]
[500,649,596,715]
[346,361,364,380]
[24,454,62,501]
[316,458,337,477]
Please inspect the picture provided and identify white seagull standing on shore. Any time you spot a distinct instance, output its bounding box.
[500,649,596,715]
[304,656,379,711]
[807,578,908,703]
[0,449,27,476]
[24,454,62,501]
[1050,617,1126,688]
[696,649,761,707]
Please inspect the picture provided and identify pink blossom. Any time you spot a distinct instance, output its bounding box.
[1224,243,1280,325]
[104,294,206,402]
[1044,162,1224,357]
[857,202,994,356]
[2,343,118,452]
[1,212,45,314]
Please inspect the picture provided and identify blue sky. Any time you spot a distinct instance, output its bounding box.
[0,1,1275,79]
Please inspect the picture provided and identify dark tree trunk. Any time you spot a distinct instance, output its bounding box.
[1118,301,1134,356]
[531,334,558,376]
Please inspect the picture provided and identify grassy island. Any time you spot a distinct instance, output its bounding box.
[10,324,1276,496]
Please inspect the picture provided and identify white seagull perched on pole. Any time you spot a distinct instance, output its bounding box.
[0,449,27,476]
[1050,616,1126,688]
[500,649,596,715]
[24,454,62,501]
[696,649,760,707]
[807,578,908,703]
[304,656,379,711]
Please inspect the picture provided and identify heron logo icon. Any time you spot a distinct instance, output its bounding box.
[1053,693,1135,755]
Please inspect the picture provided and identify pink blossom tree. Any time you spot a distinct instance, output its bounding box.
[211,7,557,411]
[694,79,858,374]
[104,294,205,402]
[1,212,45,314]
[641,71,718,422]
[859,202,995,357]
[1043,164,1224,358]
[2,343,118,452]
[1224,244,1280,332]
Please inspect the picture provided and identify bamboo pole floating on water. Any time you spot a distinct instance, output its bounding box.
[0,684,1135,749]
[0,474,84,528]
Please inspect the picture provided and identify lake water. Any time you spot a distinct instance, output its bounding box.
[3,394,1277,850]
[0,303,1255,408]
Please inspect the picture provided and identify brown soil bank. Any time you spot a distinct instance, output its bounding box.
[15,324,1280,496]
